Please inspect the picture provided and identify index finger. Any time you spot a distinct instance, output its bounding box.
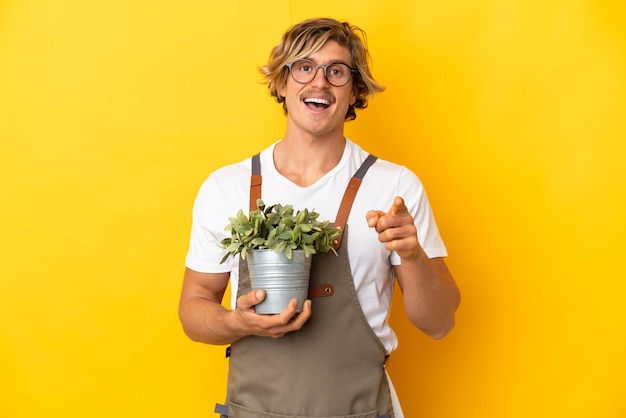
[388,196,408,215]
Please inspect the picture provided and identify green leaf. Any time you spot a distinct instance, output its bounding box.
[281,205,294,217]
[250,237,266,247]
[278,231,293,240]
[295,209,306,223]
[274,240,286,254]
[226,242,242,252]
[302,232,319,244]
[300,223,313,233]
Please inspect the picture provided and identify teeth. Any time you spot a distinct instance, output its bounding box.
[304,97,330,105]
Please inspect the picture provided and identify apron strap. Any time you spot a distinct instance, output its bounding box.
[214,403,228,417]
[333,154,378,250]
[250,153,262,212]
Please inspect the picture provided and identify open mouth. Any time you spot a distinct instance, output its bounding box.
[303,97,332,110]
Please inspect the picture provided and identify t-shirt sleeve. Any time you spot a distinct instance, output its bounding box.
[185,175,236,274]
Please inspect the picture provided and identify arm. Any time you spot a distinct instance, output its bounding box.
[366,197,460,339]
[178,267,312,345]
[393,255,459,339]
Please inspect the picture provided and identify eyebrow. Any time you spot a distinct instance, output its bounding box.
[302,57,352,67]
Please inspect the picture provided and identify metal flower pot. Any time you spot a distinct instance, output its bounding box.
[246,249,312,314]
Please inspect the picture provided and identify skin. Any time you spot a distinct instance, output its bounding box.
[366,196,460,339]
[178,40,460,345]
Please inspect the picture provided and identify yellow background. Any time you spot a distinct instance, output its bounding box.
[1,1,625,417]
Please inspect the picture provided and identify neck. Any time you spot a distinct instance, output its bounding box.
[273,132,346,187]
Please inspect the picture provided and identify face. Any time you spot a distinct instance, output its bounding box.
[279,40,357,139]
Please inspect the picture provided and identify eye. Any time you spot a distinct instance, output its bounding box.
[327,64,346,78]
[295,60,314,73]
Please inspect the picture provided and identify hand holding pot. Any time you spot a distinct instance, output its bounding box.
[235,289,312,339]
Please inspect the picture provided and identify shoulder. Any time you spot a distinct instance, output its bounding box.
[193,155,253,216]
[194,143,278,211]
[205,156,251,185]
[198,141,275,196]
[347,142,430,218]
[346,139,418,176]
[345,143,423,193]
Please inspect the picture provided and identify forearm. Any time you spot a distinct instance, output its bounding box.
[179,268,312,344]
[178,269,248,345]
[396,251,460,339]
[179,297,247,345]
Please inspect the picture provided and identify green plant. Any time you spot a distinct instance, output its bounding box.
[220,199,340,263]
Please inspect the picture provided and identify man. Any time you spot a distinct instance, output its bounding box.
[179,17,460,418]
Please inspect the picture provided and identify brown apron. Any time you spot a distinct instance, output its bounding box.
[216,154,393,418]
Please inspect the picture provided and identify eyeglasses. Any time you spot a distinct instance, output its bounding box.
[285,59,356,87]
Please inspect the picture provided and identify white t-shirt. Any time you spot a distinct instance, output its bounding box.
[186,138,448,354]
[186,139,447,417]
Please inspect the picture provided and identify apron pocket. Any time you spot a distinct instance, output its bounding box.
[227,402,379,418]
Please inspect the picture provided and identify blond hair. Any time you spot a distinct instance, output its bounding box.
[260,18,385,121]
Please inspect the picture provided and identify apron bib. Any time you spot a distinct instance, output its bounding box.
[217,154,393,418]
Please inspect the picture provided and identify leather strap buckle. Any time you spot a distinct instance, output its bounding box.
[308,284,334,298]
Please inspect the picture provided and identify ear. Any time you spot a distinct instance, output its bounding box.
[278,80,288,100]
[350,88,357,106]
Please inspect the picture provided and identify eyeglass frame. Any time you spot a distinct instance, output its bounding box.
[284,59,357,87]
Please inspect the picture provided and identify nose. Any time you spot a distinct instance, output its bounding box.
[310,66,330,87]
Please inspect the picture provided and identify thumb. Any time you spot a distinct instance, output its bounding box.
[388,196,408,215]
[238,289,265,310]
[253,289,266,303]
[366,210,384,227]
